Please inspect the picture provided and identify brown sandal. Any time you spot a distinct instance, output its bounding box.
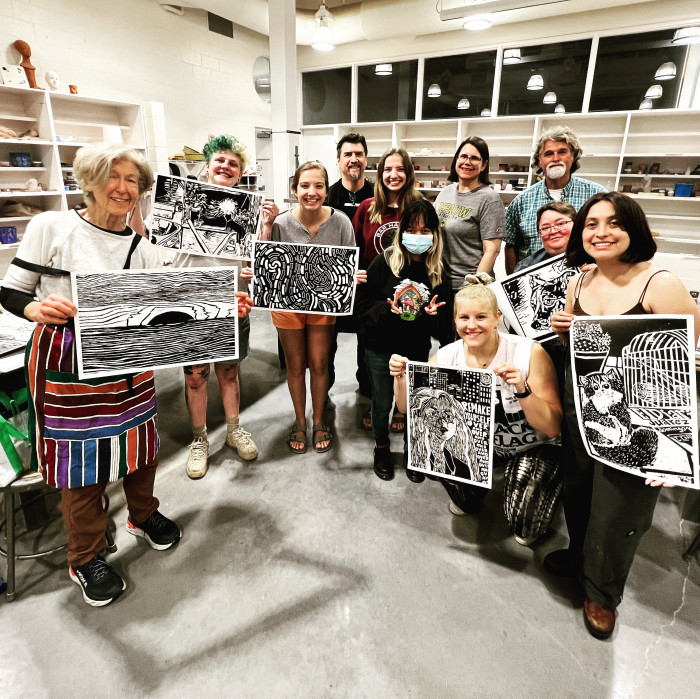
[313,423,332,453]
[287,424,307,454]
[361,409,372,431]
[390,410,406,433]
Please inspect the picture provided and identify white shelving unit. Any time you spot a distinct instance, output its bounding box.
[302,109,700,258]
[0,85,146,277]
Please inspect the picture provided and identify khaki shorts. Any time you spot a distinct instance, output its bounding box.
[271,311,336,330]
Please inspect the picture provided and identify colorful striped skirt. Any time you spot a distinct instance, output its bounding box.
[26,323,159,489]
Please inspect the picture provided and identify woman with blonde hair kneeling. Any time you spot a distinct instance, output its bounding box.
[390,273,563,543]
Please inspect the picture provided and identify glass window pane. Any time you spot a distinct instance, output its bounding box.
[590,30,687,112]
[498,40,592,116]
[357,60,418,122]
[302,68,351,125]
[423,51,496,119]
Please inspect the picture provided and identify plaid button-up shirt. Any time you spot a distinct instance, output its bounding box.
[505,176,606,261]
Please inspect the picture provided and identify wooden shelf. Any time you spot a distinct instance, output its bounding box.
[624,153,700,157]
[0,114,36,122]
[0,138,53,145]
[303,108,700,292]
[620,174,700,179]
[53,118,130,129]
[0,190,62,197]
[0,85,147,274]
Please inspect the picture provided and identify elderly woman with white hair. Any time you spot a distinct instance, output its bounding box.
[0,142,252,607]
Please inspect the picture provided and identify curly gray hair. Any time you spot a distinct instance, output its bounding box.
[73,143,153,206]
[531,126,583,174]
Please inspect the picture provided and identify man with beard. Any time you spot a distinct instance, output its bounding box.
[326,133,374,220]
[504,126,605,274]
[325,133,375,396]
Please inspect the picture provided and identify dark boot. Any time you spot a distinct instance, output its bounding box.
[403,436,424,483]
[373,445,394,481]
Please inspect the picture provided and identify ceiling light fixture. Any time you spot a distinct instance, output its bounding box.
[554,104,565,114]
[375,63,392,76]
[312,3,335,52]
[654,62,677,81]
[527,74,543,90]
[645,84,663,100]
[503,48,521,65]
[672,26,700,45]
[457,98,470,110]
[481,108,492,117]
[639,98,653,110]
[543,91,557,104]
[463,16,492,31]
[427,83,441,98]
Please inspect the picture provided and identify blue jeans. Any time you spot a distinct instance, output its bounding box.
[364,348,394,447]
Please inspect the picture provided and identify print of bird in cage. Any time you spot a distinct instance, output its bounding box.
[621,329,691,440]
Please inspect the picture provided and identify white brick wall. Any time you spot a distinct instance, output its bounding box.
[1,0,272,162]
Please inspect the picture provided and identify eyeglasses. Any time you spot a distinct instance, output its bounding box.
[539,218,573,236]
[458,155,483,163]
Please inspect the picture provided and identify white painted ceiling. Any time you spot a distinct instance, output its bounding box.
[155,0,661,46]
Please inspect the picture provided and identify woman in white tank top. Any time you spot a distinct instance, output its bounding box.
[390,273,562,542]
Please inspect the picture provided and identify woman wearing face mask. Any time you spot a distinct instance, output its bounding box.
[353,147,423,432]
[356,199,449,481]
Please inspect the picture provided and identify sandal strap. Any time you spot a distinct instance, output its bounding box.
[288,425,307,439]
[312,424,331,443]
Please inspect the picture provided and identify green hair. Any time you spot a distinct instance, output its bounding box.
[202,134,249,171]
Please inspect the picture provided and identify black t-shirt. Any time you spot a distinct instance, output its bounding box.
[326,179,374,220]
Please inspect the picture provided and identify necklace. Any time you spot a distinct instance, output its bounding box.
[464,332,500,368]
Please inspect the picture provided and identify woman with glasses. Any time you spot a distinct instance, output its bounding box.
[434,137,506,292]
[514,202,576,272]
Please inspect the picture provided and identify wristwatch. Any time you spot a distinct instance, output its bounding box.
[514,381,532,399]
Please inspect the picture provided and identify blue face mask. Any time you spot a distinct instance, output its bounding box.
[402,232,434,255]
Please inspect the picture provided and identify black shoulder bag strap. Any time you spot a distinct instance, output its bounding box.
[123,233,143,270]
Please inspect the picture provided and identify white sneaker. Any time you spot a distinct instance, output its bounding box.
[449,501,466,516]
[226,426,258,461]
[186,438,209,479]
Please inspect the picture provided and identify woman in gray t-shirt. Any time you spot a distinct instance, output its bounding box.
[434,137,506,291]
[266,162,363,455]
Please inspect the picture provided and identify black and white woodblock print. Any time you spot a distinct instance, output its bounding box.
[72,267,239,379]
[570,315,699,488]
[149,174,263,259]
[407,361,496,487]
[0,312,33,357]
[252,240,359,316]
[493,254,577,343]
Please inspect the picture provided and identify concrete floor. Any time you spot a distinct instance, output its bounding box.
[2,309,700,699]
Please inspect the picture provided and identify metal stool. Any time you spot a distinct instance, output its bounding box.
[0,471,115,601]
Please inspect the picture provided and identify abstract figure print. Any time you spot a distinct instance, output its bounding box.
[407,361,496,487]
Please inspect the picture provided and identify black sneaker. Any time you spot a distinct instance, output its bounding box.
[69,555,126,607]
[126,509,181,550]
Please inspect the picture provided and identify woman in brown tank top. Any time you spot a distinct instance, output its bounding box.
[548,192,700,640]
